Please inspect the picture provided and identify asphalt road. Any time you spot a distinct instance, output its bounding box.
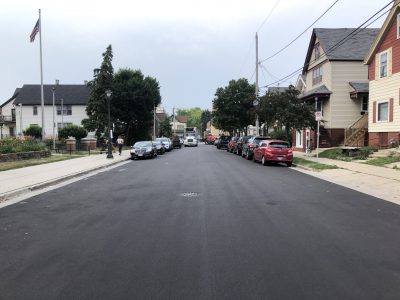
[1,144,400,299]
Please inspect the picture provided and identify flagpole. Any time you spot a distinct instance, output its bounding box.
[39,8,45,139]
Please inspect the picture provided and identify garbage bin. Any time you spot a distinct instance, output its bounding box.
[66,137,76,152]
[81,138,90,151]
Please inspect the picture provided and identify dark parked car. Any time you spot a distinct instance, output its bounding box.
[227,136,239,153]
[242,136,271,160]
[130,141,157,160]
[217,136,231,149]
[253,140,293,167]
[172,135,182,149]
[235,136,252,155]
[152,140,165,155]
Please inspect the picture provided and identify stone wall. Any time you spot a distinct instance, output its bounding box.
[0,150,51,162]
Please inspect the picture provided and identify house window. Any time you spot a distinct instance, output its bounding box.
[380,52,388,78]
[314,44,320,60]
[397,13,400,39]
[296,130,303,147]
[33,106,38,116]
[377,101,389,122]
[312,66,323,85]
[57,122,72,129]
[361,96,368,112]
[57,105,72,115]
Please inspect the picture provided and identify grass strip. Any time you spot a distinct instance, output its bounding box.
[293,157,338,170]
[0,155,84,172]
[363,156,400,167]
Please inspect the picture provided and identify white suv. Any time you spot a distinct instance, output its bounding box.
[184,136,198,147]
[156,137,172,151]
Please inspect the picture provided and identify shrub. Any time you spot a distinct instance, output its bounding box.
[58,125,87,140]
[0,137,47,154]
[269,129,291,141]
[23,125,42,139]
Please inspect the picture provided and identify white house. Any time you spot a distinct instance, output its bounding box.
[0,84,89,139]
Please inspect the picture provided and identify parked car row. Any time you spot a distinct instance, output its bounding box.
[217,135,293,167]
[130,136,183,160]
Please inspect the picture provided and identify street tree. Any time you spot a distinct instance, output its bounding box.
[112,69,161,144]
[159,116,172,137]
[212,78,255,134]
[176,107,202,129]
[200,109,212,133]
[82,45,114,137]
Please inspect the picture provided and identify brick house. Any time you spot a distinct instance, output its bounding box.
[364,1,400,147]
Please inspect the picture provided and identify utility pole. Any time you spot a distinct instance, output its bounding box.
[255,32,260,136]
[153,104,156,140]
[173,106,176,136]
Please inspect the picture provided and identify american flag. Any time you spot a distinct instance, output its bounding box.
[30,19,39,42]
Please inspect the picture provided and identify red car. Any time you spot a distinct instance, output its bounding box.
[253,140,293,167]
[227,136,239,153]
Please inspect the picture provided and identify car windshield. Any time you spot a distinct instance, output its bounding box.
[269,142,289,149]
[134,142,152,147]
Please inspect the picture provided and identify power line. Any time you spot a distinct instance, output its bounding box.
[260,0,340,63]
[256,0,281,33]
[262,0,394,88]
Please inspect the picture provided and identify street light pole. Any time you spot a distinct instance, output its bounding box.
[106,89,113,159]
[52,79,59,151]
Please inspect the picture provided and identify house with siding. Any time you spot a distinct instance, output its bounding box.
[293,28,379,151]
[0,84,89,139]
[364,0,400,147]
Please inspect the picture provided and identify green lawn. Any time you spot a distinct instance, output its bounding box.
[0,155,85,172]
[363,156,400,167]
[293,157,338,170]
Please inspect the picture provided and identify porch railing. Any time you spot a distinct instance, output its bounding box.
[343,113,368,147]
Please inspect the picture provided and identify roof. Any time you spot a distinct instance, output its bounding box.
[13,84,90,105]
[176,115,188,123]
[303,28,379,73]
[268,86,289,94]
[365,1,400,64]
[300,85,332,100]
[349,82,369,93]
[0,88,20,108]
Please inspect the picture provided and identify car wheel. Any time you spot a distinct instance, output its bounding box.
[246,151,251,160]
[262,156,268,166]
[286,162,292,167]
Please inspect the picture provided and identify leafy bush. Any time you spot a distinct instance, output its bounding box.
[319,147,375,160]
[58,125,87,140]
[269,129,291,141]
[0,137,47,154]
[23,125,42,139]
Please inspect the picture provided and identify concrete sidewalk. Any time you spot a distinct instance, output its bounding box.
[294,151,400,205]
[0,150,131,202]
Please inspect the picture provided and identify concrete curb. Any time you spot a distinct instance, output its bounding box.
[0,157,131,203]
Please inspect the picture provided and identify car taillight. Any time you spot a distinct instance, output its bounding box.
[265,148,272,153]
[288,148,293,154]
[249,144,254,148]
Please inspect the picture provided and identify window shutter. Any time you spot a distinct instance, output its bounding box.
[388,48,393,76]
[375,54,379,80]
[373,101,377,123]
[389,98,394,122]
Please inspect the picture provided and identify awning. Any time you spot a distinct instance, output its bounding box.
[349,82,369,99]
[300,85,332,101]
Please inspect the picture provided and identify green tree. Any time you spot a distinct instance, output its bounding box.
[200,109,212,132]
[159,116,172,137]
[23,125,42,139]
[82,45,114,137]
[58,124,88,140]
[212,78,255,134]
[112,68,161,144]
[176,107,202,129]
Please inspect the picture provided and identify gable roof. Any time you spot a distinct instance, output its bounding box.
[365,1,400,64]
[303,28,379,73]
[176,115,188,123]
[13,84,90,105]
[0,88,20,108]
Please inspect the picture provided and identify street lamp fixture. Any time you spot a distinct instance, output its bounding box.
[105,89,113,159]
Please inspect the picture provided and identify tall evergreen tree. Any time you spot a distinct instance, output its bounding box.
[82,45,114,137]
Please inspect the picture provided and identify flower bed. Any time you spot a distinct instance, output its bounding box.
[0,137,47,154]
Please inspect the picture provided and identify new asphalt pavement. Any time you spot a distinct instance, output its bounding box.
[1,144,400,299]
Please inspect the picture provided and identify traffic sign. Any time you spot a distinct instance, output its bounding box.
[315,111,322,121]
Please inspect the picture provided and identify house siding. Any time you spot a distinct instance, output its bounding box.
[329,61,368,128]
[369,72,400,133]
